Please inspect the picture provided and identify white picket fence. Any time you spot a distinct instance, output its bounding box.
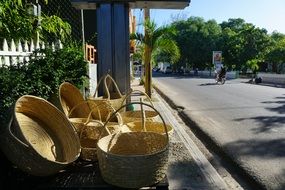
[0,38,62,66]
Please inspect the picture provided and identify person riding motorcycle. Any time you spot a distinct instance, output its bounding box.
[216,66,226,84]
[219,66,226,78]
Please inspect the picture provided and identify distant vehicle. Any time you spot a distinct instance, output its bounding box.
[163,66,172,74]
[153,67,160,72]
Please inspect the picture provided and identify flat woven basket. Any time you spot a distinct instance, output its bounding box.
[97,102,169,188]
[0,95,81,176]
[119,89,159,123]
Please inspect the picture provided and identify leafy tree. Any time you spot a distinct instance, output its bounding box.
[265,32,285,73]
[0,0,71,42]
[171,17,222,71]
[130,19,180,97]
[220,18,271,72]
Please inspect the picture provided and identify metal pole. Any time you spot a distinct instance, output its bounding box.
[81,9,86,57]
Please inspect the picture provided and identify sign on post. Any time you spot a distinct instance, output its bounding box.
[213,51,222,72]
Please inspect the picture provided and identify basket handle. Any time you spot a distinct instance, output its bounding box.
[7,115,29,148]
[120,89,154,108]
[102,102,169,142]
[68,100,102,120]
[104,74,123,99]
[140,98,146,132]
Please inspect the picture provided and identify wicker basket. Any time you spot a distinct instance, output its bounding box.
[69,106,119,162]
[119,89,159,123]
[88,74,126,120]
[59,82,91,118]
[97,102,169,188]
[69,104,129,161]
[0,95,81,176]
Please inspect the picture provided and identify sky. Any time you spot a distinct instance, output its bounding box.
[133,0,285,34]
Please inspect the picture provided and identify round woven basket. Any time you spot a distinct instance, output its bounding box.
[69,106,123,161]
[119,89,159,123]
[0,95,81,176]
[97,102,169,188]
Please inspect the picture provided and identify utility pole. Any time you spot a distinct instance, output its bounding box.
[144,8,152,98]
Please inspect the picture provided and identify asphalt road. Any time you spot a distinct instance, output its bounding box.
[153,73,285,190]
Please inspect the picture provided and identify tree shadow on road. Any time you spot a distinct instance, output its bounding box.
[262,96,285,114]
[224,138,285,189]
[199,83,218,86]
[225,138,285,158]
[234,95,285,134]
[235,116,285,133]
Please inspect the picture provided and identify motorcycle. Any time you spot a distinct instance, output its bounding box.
[215,73,226,84]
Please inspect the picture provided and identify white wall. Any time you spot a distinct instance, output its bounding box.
[89,63,97,97]
[257,73,285,84]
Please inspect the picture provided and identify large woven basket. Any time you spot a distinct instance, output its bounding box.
[119,89,159,123]
[97,102,169,188]
[0,95,81,176]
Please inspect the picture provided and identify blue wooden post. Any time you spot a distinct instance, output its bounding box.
[97,3,130,95]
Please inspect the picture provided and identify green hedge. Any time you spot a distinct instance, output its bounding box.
[0,43,88,125]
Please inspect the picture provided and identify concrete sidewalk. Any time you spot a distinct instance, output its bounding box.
[130,78,243,190]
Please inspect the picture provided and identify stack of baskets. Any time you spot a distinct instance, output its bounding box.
[0,74,172,189]
[59,80,127,162]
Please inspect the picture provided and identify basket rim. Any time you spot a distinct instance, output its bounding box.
[97,131,169,158]
[13,95,81,164]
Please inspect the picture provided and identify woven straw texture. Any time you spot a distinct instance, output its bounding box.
[0,95,81,176]
[59,82,91,118]
[120,89,159,123]
[126,121,173,137]
[88,74,126,119]
[96,102,169,188]
[69,117,118,162]
[103,74,126,111]
[97,132,169,188]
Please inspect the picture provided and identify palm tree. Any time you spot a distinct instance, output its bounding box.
[130,19,180,98]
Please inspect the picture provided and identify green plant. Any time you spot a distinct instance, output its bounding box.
[130,19,180,97]
[0,0,71,42]
[0,42,88,124]
[40,14,71,42]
